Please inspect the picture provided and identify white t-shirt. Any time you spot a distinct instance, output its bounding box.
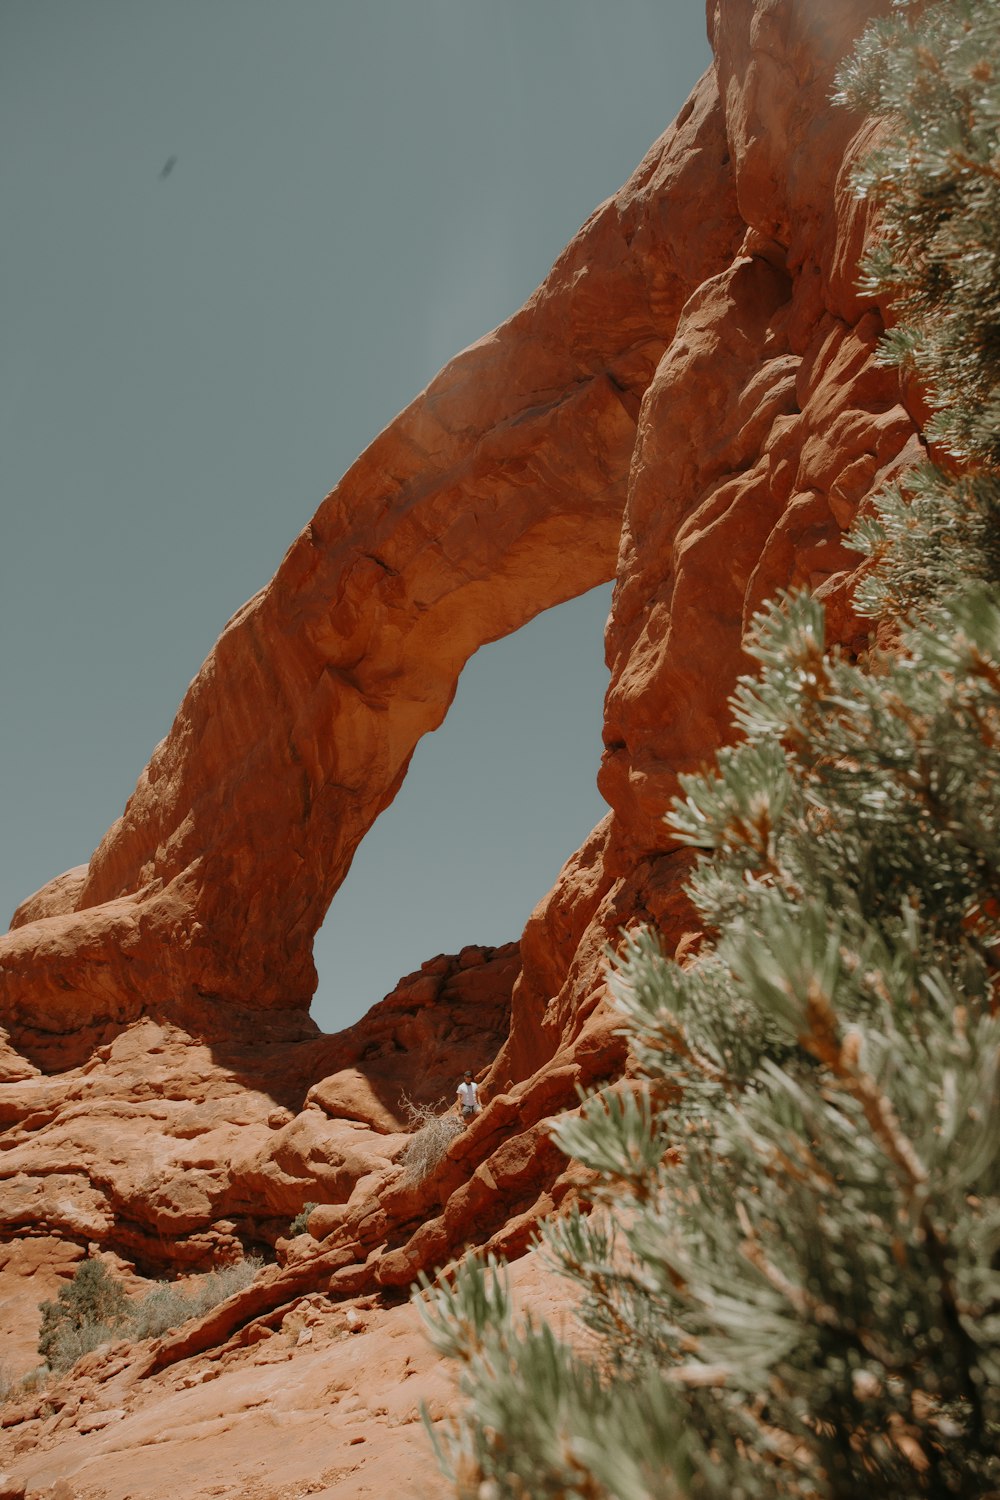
[457,1080,480,1113]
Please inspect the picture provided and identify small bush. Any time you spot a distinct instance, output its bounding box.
[129,1283,193,1342]
[38,1255,263,1370]
[16,1366,48,1398]
[43,1319,124,1373]
[399,1097,461,1184]
[189,1258,261,1312]
[131,1256,262,1341]
[38,1259,131,1372]
[287,1202,318,1238]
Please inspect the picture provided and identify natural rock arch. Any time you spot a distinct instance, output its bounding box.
[0,73,742,1053]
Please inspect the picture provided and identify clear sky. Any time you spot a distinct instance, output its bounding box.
[1,3,710,1034]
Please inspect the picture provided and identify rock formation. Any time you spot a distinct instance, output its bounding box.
[1,61,740,1067]
[1,2,928,1495]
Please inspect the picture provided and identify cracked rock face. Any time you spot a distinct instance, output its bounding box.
[1,6,918,1489]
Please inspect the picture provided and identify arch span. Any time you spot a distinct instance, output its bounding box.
[1,73,741,1047]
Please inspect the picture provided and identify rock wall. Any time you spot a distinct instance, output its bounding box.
[0,3,926,1477]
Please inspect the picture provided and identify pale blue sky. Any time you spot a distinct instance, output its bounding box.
[1,3,710,1033]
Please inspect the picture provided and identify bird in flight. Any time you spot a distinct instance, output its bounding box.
[159,155,178,180]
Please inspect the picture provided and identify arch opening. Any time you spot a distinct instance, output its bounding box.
[311,582,612,1034]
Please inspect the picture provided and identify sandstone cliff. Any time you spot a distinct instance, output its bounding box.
[0,3,924,1496]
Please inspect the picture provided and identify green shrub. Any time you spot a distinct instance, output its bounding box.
[839,0,1000,470]
[38,1259,131,1373]
[420,4,1000,1496]
[38,1255,262,1370]
[288,1202,319,1238]
[42,1318,125,1375]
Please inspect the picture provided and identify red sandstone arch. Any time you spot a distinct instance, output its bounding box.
[1,73,741,1048]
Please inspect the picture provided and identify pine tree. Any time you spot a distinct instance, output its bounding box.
[420,3,1000,1496]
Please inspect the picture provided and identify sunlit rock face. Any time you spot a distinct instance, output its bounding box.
[0,64,739,1065]
[1,2,917,1455]
[495,0,915,1088]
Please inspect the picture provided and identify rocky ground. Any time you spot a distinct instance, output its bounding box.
[0,943,602,1500]
[1,1247,574,1500]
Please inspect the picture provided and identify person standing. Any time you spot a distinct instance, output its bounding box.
[456,1070,481,1124]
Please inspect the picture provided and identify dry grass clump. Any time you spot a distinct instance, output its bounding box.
[0,1361,50,1408]
[43,1318,123,1373]
[399,1096,461,1184]
[131,1257,262,1341]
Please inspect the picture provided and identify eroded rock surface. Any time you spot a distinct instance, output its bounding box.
[0,945,516,1373]
[1,3,925,1496]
